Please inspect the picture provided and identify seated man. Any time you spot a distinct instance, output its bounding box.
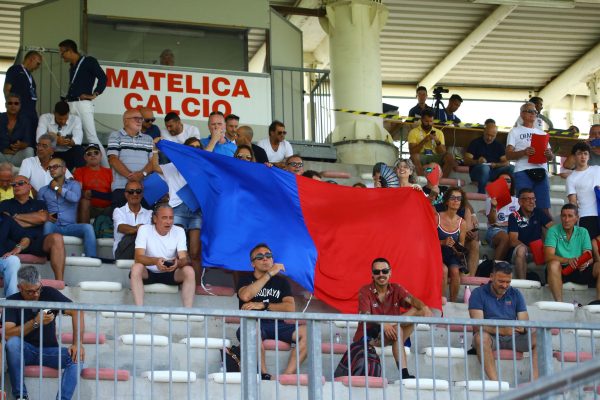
[162,111,200,144]
[469,261,538,381]
[285,154,304,175]
[435,94,462,124]
[201,111,236,156]
[0,93,34,167]
[407,109,455,178]
[0,161,14,201]
[0,175,66,280]
[36,101,84,170]
[39,158,97,258]
[545,204,598,302]
[464,119,514,194]
[113,181,152,260]
[355,258,432,379]
[237,243,307,379]
[20,134,74,193]
[257,120,294,168]
[508,188,553,279]
[140,107,161,140]
[4,265,85,400]
[563,125,600,170]
[73,143,113,223]
[236,125,268,164]
[0,213,30,296]
[130,203,195,307]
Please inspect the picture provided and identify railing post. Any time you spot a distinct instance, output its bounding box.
[241,317,259,400]
[307,320,323,400]
[537,327,554,378]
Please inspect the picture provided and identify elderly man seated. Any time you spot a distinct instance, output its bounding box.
[19,133,74,193]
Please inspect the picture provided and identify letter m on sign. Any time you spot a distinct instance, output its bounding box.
[106,67,129,88]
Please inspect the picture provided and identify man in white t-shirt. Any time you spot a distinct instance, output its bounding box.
[567,141,600,242]
[161,112,200,144]
[257,120,293,168]
[130,203,196,307]
[112,180,152,259]
[19,134,73,193]
[506,102,553,218]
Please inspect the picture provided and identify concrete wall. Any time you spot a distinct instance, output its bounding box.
[22,0,82,49]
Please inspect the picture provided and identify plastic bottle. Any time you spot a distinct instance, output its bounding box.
[463,286,471,305]
[335,333,341,344]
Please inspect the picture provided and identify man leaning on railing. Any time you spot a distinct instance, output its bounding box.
[3,265,85,400]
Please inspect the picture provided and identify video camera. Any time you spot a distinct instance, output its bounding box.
[433,86,449,101]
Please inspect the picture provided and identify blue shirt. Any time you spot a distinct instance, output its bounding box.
[66,56,107,100]
[466,137,506,172]
[0,112,34,151]
[0,198,47,239]
[200,136,237,157]
[435,109,461,124]
[142,124,161,140]
[0,214,28,254]
[469,282,527,321]
[408,104,432,118]
[37,179,81,226]
[507,207,552,246]
[5,64,37,115]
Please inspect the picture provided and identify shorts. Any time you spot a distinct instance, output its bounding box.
[173,202,202,231]
[485,226,508,246]
[509,245,533,264]
[579,216,599,241]
[419,153,444,166]
[23,235,46,257]
[441,245,463,268]
[562,266,596,287]
[129,269,179,286]
[235,319,297,344]
[514,170,550,210]
[491,333,532,352]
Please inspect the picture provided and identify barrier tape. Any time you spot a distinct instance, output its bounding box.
[333,108,578,138]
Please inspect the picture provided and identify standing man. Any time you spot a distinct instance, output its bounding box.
[0,175,67,281]
[107,109,153,208]
[355,258,433,380]
[469,261,538,381]
[130,204,196,307]
[545,204,598,302]
[408,86,431,119]
[237,243,307,378]
[36,101,84,170]
[464,119,514,193]
[39,158,97,258]
[201,111,236,156]
[506,102,553,218]
[4,50,42,124]
[257,120,294,168]
[435,94,463,124]
[515,96,553,131]
[113,181,152,259]
[73,143,113,223]
[236,125,269,164]
[140,107,161,140]
[58,39,108,166]
[408,109,455,177]
[4,265,85,400]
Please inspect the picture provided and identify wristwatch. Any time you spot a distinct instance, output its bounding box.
[262,299,270,311]
[53,186,59,191]
[32,320,39,329]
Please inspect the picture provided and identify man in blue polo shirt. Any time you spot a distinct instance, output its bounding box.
[201,111,236,156]
[508,188,553,279]
[469,261,538,381]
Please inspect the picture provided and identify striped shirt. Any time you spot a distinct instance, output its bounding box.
[107,129,153,190]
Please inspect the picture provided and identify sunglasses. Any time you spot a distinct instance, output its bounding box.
[125,189,143,195]
[252,252,273,261]
[11,180,28,187]
[449,195,462,201]
[522,109,537,114]
[21,284,43,296]
[287,162,303,168]
[236,154,252,160]
[47,164,63,171]
[6,102,20,106]
[372,268,390,275]
[86,150,100,156]
[276,130,287,135]
[144,118,156,123]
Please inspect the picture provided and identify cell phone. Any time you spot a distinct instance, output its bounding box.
[163,260,175,267]
[454,243,467,254]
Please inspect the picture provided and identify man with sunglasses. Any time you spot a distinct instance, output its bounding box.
[0,212,29,297]
[36,101,84,170]
[257,120,294,168]
[0,162,14,201]
[0,93,35,168]
[285,154,304,175]
[112,181,151,259]
[514,96,553,131]
[237,243,307,379]
[0,175,67,280]
[506,102,554,219]
[355,258,433,380]
[469,261,538,381]
[4,265,85,400]
[140,107,161,141]
[73,144,113,223]
[38,158,97,258]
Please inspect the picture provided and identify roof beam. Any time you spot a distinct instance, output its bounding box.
[538,41,600,106]
[418,4,516,90]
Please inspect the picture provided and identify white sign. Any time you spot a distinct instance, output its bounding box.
[94,65,272,125]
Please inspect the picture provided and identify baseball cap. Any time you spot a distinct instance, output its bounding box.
[84,143,100,152]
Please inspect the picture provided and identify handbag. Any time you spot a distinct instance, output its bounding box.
[525,168,547,182]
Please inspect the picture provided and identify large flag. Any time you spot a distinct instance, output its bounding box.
[158,141,443,313]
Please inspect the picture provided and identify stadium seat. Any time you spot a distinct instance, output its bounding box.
[96,238,114,247]
[402,378,449,390]
[455,380,510,391]
[438,324,473,332]
[17,254,47,264]
[423,347,465,358]
[63,236,83,245]
[24,365,59,378]
[160,314,205,322]
[334,376,388,388]
[563,282,588,291]
[263,339,291,351]
[334,321,358,329]
[65,256,101,267]
[321,342,347,354]
[209,372,258,384]
[493,350,524,360]
[375,345,410,356]
[535,301,575,312]
[583,305,600,313]
[195,285,235,296]
[569,329,600,338]
[553,351,593,362]
[145,283,178,293]
[41,279,65,290]
[61,332,106,344]
[120,334,168,346]
[460,276,490,285]
[179,337,231,348]
[81,368,130,381]
[79,281,122,291]
[278,374,325,385]
[101,311,145,319]
[142,370,196,383]
[510,279,542,289]
[115,259,134,269]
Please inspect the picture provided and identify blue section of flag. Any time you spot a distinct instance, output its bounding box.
[142,173,168,206]
[176,184,200,213]
[158,140,318,292]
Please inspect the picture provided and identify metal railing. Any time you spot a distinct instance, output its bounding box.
[0,299,599,399]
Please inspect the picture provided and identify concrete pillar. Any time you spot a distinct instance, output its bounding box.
[587,73,600,125]
[320,0,397,165]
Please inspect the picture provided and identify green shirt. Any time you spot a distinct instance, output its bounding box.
[544,224,591,259]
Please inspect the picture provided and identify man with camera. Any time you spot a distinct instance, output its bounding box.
[407,108,455,178]
[4,265,86,400]
[130,203,196,307]
[36,101,84,170]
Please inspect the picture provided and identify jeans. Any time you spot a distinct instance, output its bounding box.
[5,337,81,400]
[43,222,97,257]
[469,164,514,194]
[0,255,20,297]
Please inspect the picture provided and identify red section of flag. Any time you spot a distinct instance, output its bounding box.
[296,177,443,314]
[528,133,549,164]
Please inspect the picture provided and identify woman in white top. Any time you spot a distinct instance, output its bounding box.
[485,173,519,262]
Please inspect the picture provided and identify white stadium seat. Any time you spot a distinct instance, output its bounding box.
[402,379,449,390]
[79,281,123,291]
[455,380,509,391]
[179,337,231,348]
[535,301,575,312]
[145,283,179,293]
[65,256,101,267]
[120,334,168,346]
[142,370,196,383]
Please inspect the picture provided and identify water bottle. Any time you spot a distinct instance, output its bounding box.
[463,286,471,305]
[219,361,224,373]
[335,333,341,344]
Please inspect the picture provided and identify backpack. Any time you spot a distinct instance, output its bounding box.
[334,341,382,378]
[475,256,494,277]
[93,214,114,239]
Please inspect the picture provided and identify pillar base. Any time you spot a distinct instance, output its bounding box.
[333,139,398,166]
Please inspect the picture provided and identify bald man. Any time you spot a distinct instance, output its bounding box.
[140,107,161,141]
[107,109,154,208]
[236,125,269,164]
